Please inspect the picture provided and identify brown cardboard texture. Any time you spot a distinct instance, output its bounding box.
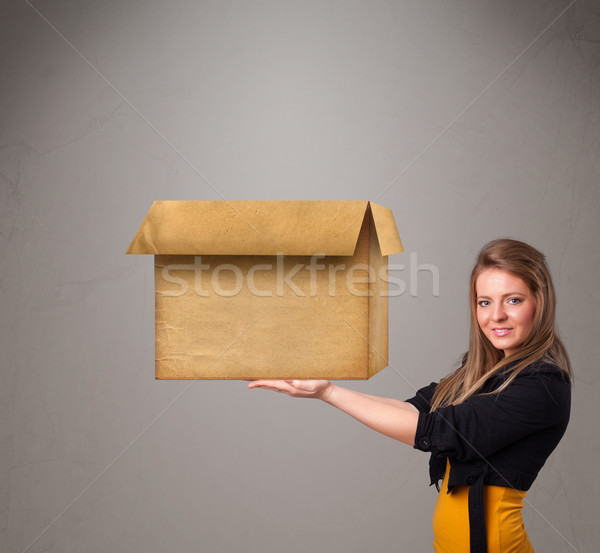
[126,201,403,379]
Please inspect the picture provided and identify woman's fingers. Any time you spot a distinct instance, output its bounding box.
[247,379,332,399]
[247,379,296,394]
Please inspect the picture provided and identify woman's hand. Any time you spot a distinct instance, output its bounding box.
[247,379,333,400]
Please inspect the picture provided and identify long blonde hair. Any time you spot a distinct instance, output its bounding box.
[430,238,572,411]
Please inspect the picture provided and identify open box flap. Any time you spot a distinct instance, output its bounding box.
[126,200,403,256]
[369,202,404,256]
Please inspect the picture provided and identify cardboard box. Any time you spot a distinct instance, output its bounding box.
[126,201,403,379]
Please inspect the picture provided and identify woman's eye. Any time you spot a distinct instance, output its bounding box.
[508,298,521,305]
[478,300,490,307]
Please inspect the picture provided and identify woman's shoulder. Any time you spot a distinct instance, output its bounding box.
[482,360,571,428]
[502,357,570,381]
[519,359,571,383]
[491,359,572,406]
[497,359,572,412]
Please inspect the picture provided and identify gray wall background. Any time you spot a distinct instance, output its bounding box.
[1,0,598,551]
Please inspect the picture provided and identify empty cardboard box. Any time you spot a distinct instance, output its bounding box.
[126,200,403,379]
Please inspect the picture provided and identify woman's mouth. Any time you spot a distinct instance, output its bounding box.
[492,328,513,337]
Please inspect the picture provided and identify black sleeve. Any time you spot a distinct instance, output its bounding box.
[412,368,571,462]
[405,381,439,413]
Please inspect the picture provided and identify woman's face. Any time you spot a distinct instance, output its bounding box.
[475,268,536,357]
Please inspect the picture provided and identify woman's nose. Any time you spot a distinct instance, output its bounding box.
[492,305,507,321]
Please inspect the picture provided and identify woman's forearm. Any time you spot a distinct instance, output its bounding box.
[320,384,419,445]
[353,391,419,411]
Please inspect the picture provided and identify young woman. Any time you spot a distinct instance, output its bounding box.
[247,238,572,553]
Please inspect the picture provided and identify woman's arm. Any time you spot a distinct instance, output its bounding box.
[322,383,419,445]
[356,392,419,411]
[247,380,419,446]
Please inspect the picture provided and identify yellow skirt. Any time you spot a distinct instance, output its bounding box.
[432,460,534,553]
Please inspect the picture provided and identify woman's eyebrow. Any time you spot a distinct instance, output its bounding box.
[476,292,527,300]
